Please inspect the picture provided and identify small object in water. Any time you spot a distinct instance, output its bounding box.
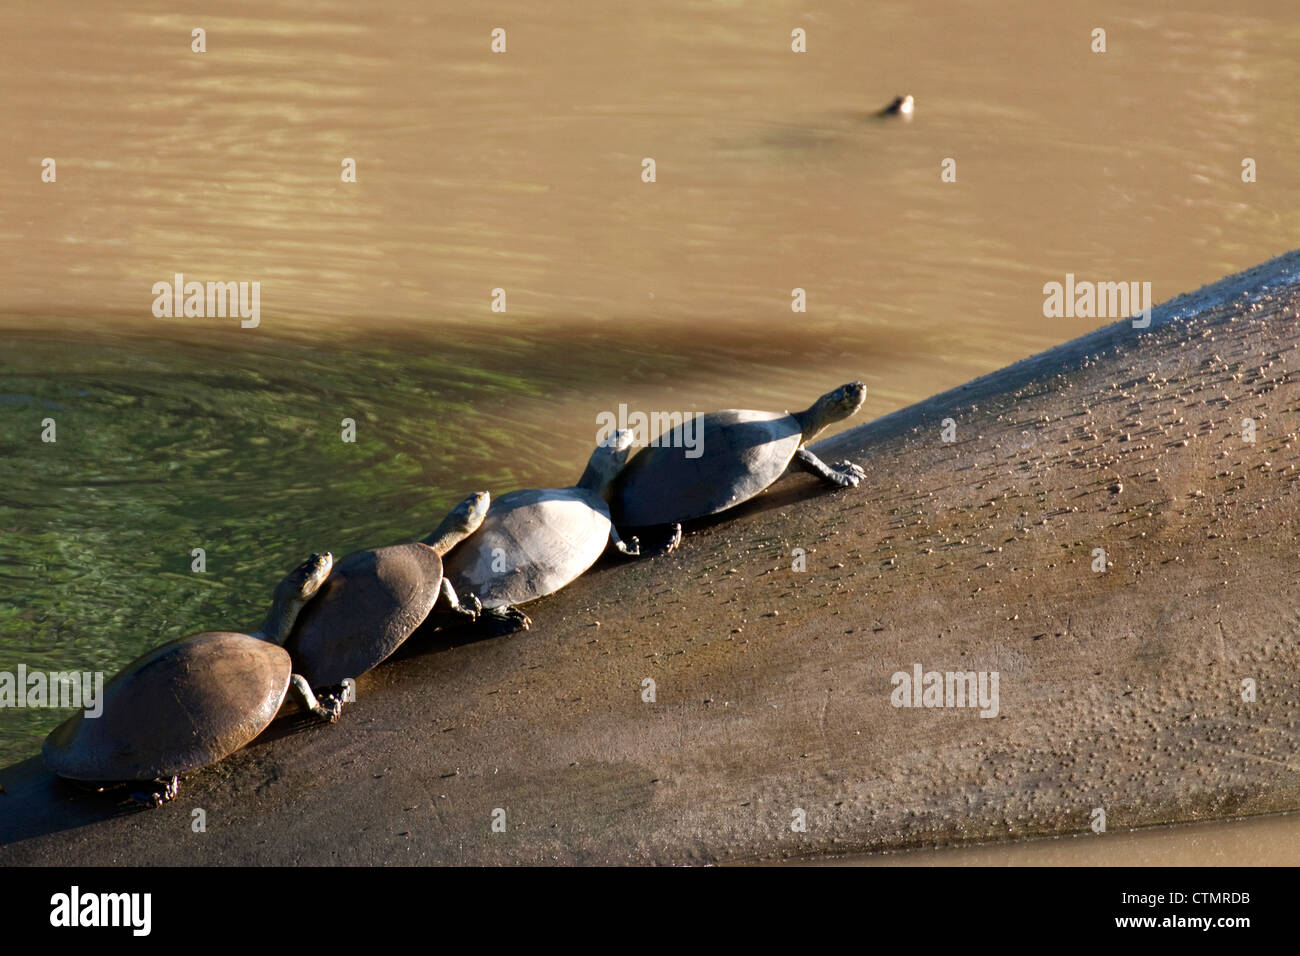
[42,553,340,807]
[878,94,914,118]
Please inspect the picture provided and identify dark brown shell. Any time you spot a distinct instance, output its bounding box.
[42,631,291,782]
[285,543,443,687]
[613,409,803,526]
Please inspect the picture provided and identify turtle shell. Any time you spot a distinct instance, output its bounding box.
[42,631,292,782]
[441,487,611,608]
[285,543,443,687]
[612,409,803,526]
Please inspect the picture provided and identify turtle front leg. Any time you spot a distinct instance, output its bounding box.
[610,524,641,557]
[290,674,343,723]
[480,605,531,637]
[130,775,180,808]
[793,447,865,487]
[657,522,683,555]
[626,522,681,556]
[440,578,481,620]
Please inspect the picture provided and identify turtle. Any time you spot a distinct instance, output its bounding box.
[439,430,650,636]
[285,491,489,691]
[877,94,914,118]
[42,552,341,807]
[611,381,868,532]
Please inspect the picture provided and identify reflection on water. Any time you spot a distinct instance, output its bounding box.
[4,0,1297,344]
[2,0,1299,806]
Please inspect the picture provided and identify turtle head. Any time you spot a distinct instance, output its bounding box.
[449,490,491,534]
[795,382,867,442]
[263,552,334,644]
[579,428,636,496]
[881,94,914,118]
[295,552,334,600]
[424,490,491,555]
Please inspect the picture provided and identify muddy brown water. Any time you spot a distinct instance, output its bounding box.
[2,1,1299,863]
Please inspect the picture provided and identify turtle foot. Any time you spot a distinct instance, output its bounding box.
[830,460,865,487]
[632,523,681,556]
[291,673,344,723]
[442,578,481,621]
[315,691,345,724]
[481,605,531,637]
[658,523,683,555]
[457,592,483,620]
[794,447,865,488]
[130,776,179,808]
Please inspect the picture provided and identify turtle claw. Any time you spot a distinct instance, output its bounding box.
[442,579,480,621]
[131,776,179,808]
[317,694,344,724]
[832,460,865,487]
[291,673,344,723]
[610,525,640,557]
[458,592,483,620]
[658,523,683,555]
[481,605,531,637]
